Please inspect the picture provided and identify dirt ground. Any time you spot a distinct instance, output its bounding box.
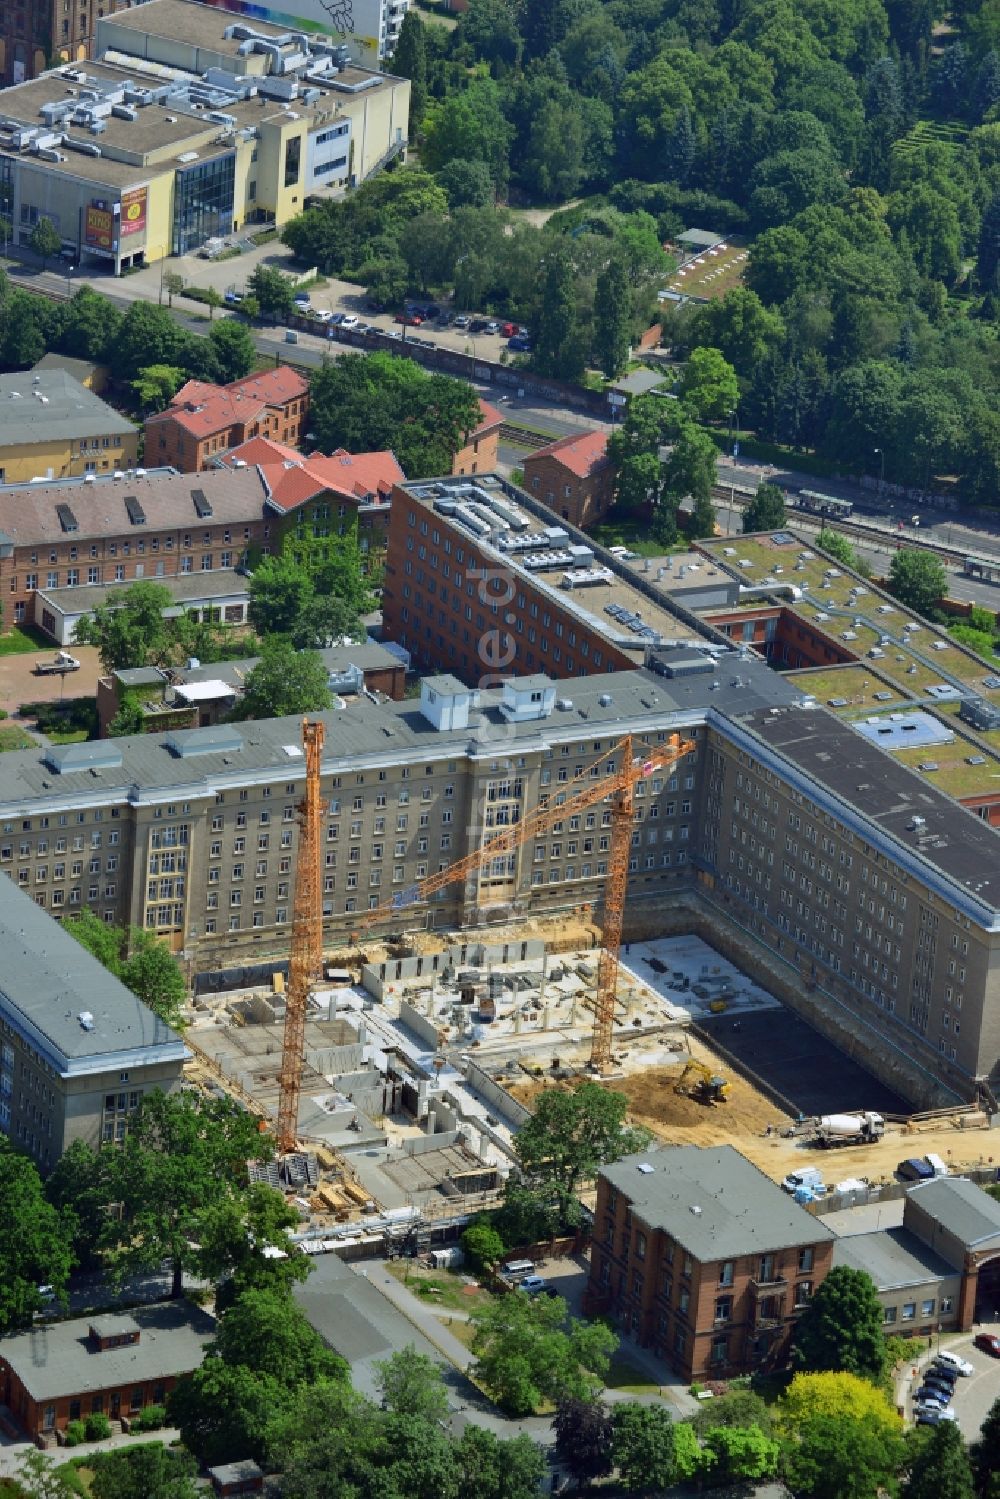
[0,644,103,719]
[509,1034,791,1149]
[739,1117,997,1190]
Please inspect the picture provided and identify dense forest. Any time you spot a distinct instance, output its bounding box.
[283,0,1000,503]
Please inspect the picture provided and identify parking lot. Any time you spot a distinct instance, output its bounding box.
[287,293,532,361]
[902,1328,1000,1439]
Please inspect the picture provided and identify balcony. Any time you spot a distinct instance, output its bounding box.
[748,1275,788,1296]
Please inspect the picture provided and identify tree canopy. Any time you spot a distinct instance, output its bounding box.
[237,641,334,721]
[792,1266,887,1379]
[888,548,949,617]
[469,1289,616,1416]
[0,1140,73,1333]
[514,1081,652,1217]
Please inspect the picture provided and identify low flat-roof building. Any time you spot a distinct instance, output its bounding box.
[0,369,137,486]
[587,1145,836,1380]
[0,1302,213,1440]
[833,1229,962,1337]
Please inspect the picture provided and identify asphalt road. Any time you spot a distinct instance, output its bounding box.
[903,1328,1000,1440]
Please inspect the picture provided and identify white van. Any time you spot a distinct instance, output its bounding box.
[782,1166,825,1195]
[501,1259,535,1282]
[925,1153,949,1178]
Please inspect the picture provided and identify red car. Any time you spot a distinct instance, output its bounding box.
[500,321,519,337]
[974,1332,1000,1357]
[394,312,423,326]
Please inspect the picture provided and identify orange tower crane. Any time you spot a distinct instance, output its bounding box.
[277,718,326,1154]
[352,731,695,1071]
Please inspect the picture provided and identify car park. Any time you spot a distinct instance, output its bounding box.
[934,1351,974,1377]
[974,1332,1000,1357]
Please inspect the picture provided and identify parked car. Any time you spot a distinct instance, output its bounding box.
[508,334,533,352]
[453,314,470,328]
[423,303,441,318]
[500,320,519,337]
[313,308,334,322]
[294,292,311,308]
[394,312,423,326]
[897,1157,935,1182]
[485,320,501,333]
[916,1406,957,1425]
[340,315,360,329]
[914,1386,949,1406]
[520,1276,547,1295]
[468,317,489,333]
[974,1333,1000,1357]
[934,1351,974,1377]
[328,311,347,325]
[224,290,243,305]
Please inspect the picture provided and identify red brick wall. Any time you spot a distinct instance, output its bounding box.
[0,1365,187,1439]
[522,453,615,528]
[144,395,308,475]
[704,605,856,671]
[381,485,632,685]
[452,424,501,477]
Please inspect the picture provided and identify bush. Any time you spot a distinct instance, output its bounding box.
[0,710,7,721]
[64,1420,87,1447]
[130,1405,166,1433]
[84,1413,112,1441]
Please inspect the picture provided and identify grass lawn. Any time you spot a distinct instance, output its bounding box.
[0,623,51,656]
[22,697,98,743]
[386,1261,487,1313]
[0,724,36,752]
[589,507,688,559]
[604,1353,663,1395]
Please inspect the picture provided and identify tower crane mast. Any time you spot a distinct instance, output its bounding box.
[277,719,326,1154]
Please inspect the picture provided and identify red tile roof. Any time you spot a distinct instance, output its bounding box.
[527,428,610,479]
[146,367,308,443]
[222,436,404,514]
[474,399,503,435]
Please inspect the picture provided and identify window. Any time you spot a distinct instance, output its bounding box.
[710,1335,728,1366]
[798,1247,814,1273]
[718,1260,734,1287]
[714,1296,732,1323]
[901,1302,916,1321]
[920,1298,935,1317]
[794,1282,812,1307]
[883,1305,897,1324]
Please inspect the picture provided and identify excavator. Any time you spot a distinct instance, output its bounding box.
[675,1059,730,1105]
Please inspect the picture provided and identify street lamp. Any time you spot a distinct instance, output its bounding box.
[66,264,75,299]
[873,447,885,494]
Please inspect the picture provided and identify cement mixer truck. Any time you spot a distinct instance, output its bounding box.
[813,1111,885,1148]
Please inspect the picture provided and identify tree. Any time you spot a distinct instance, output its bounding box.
[29,217,61,269]
[470,1292,616,1416]
[209,319,256,383]
[247,554,315,637]
[743,482,786,533]
[375,1347,449,1422]
[437,159,495,209]
[663,424,718,517]
[168,1358,285,1468]
[680,347,740,423]
[454,1427,547,1499]
[702,1424,780,1483]
[970,1393,1000,1497]
[237,641,333,720]
[162,271,185,308]
[593,256,632,379]
[101,1089,271,1298]
[553,1398,614,1487]
[903,1420,974,1499]
[74,580,173,672]
[784,1412,905,1499]
[64,914,186,1031]
[115,303,190,382]
[90,1444,198,1499]
[792,1267,886,1378]
[612,1403,704,1491]
[247,264,296,321]
[204,287,224,322]
[461,1217,505,1272]
[817,528,864,570]
[692,1387,773,1435]
[390,11,428,132]
[0,1140,73,1333]
[131,365,186,414]
[212,1289,347,1386]
[780,1369,901,1429]
[16,1450,79,1499]
[888,549,948,617]
[290,594,365,650]
[199,1184,311,1310]
[534,245,583,381]
[514,1082,652,1213]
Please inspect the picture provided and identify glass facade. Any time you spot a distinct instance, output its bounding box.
[172,152,235,256]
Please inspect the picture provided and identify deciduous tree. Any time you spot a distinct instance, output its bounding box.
[904,1420,974,1499]
[514,1082,651,1209]
[375,1347,449,1422]
[29,217,61,269]
[74,581,174,672]
[792,1267,886,1378]
[237,641,333,720]
[0,1141,73,1332]
[470,1292,616,1416]
[743,482,786,533]
[612,1403,704,1491]
[888,549,948,617]
[593,256,632,379]
[553,1398,613,1486]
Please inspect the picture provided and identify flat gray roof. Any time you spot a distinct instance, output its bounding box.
[0,660,795,818]
[610,370,667,397]
[731,705,1000,915]
[601,1145,835,1259]
[678,228,725,248]
[103,0,297,50]
[0,1300,213,1402]
[39,571,248,618]
[0,370,135,449]
[0,876,186,1076]
[906,1176,1000,1250]
[833,1228,959,1292]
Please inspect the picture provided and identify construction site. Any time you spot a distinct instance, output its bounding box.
[180,718,999,1254]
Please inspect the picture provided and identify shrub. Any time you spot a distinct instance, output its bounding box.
[84,1412,112,1441]
[130,1405,166,1433]
[64,1420,87,1446]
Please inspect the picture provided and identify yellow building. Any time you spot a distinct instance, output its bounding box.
[0,0,409,271]
[0,369,138,485]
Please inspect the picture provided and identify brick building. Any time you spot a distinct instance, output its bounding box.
[0,1303,211,1440]
[144,369,309,473]
[452,400,503,478]
[522,429,614,528]
[0,467,271,626]
[587,1145,836,1380]
[1,0,112,85]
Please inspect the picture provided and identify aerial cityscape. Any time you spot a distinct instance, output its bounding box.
[0,0,999,1496]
